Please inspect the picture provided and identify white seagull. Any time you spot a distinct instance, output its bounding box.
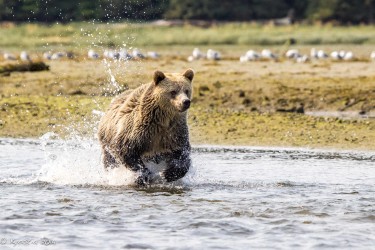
[132,49,145,59]
[285,49,300,59]
[20,51,31,61]
[147,51,160,59]
[119,49,132,60]
[206,49,221,60]
[343,51,353,61]
[192,48,204,59]
[51,52,65,60]
[245,50,260,60]
[310,48,318,58]
[240,50,260,62]
[296,55,309,63]
[43,52,52,60]
[330,51,341,60]
[3,52,16,60]
[317,50,328,59]
[261,49,277,59]
[88,49,99,59]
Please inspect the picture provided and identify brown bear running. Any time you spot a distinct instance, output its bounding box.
[98,69,194,185]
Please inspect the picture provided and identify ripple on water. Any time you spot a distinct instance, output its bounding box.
[0,138,374,249]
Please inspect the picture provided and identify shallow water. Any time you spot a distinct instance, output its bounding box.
[305,110,375,120]
[0,138,374,249]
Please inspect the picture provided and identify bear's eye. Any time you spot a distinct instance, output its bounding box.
[170,90,177,97]
[185,90,189,95]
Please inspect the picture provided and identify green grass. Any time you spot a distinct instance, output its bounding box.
[1,22,375,50]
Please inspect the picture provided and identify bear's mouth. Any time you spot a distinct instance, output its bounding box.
[178,106,189,112]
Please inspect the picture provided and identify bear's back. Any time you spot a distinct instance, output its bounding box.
[98,84,149,144]
[107,84,148,115]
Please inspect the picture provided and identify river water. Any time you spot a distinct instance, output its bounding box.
[0,137,374,249]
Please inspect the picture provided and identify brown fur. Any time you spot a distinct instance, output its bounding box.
[98,69,194,184]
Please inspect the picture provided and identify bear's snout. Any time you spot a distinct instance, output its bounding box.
[182,99,191,111]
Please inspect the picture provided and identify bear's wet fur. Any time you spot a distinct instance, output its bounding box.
[98,69,194,185]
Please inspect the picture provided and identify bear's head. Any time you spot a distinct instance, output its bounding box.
[151,69,194,113]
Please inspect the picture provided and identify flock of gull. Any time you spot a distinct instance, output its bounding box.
[189,47,375,63]
[2,47,375,63]
[1,48,160,62]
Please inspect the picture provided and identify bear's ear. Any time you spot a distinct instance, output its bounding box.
[183,69,194,82]
[153,70,166,85]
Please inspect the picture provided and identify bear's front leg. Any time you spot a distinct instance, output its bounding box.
[123,153,151,186]
[102,148,117,169]
[163,149,191,182]
[135,167,152,186]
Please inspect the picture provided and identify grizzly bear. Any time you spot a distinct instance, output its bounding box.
[98,69,194,185]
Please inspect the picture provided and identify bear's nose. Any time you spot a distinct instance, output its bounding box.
[182,99,191,109]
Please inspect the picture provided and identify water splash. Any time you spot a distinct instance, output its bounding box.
[35,135,194,187]
[102,58,123,95]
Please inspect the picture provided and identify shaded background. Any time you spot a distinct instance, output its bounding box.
[0,0,374,24]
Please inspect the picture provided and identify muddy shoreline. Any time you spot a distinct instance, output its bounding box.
[0,95,374,150]
[1,50,374,150]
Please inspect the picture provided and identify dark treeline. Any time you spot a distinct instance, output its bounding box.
[0,0,374,24]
